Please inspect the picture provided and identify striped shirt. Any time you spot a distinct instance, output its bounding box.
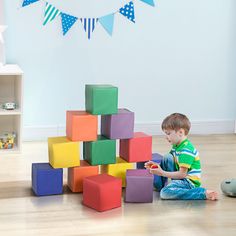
[170,139,201,187]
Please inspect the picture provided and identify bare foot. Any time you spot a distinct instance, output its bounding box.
[206,190,218,201]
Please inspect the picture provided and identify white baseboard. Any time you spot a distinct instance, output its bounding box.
[23,120,236,141]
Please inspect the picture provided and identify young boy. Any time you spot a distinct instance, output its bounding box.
[145,113,218,200]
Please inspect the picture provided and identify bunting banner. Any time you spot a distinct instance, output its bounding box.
[119,1,135,23]
[43,2,60,26]
[22,0,39,7]
[80,18,98,40]
[98,14,115,36]
[21,0,155,39]
[140,0,155,7]
[61,13,78,35]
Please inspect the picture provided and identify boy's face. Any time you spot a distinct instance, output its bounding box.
[163,129,185,145]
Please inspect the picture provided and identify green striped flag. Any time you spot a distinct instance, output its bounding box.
[43,2,60,26]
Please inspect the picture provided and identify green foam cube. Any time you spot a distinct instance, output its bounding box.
[85,84,118,115]
[83,135,116,165]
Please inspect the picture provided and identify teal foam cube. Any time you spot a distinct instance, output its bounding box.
[85,84,118,115]
[83,135,116,165]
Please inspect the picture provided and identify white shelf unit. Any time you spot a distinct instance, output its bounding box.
[0,65,23,153]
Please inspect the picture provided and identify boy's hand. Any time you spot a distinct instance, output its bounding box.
[149,164,164,176]
[150,164,158,169]
[144,161,156,169]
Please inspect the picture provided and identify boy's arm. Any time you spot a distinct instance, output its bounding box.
[150,166,188,179]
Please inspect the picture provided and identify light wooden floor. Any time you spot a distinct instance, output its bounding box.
[0,135,236,236]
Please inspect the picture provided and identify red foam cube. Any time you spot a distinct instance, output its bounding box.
[83,174,122,212]
[120,132,152,162]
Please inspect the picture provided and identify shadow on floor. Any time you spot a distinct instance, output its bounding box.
[0,180,33,199]
[0,181,71,199]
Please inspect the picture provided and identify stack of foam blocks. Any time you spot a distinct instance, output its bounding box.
[31,84,162,212]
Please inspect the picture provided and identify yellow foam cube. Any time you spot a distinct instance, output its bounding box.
[101,157,134,187]
[48,136,80,168]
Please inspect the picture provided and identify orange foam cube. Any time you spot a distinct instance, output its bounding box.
[66,111,98,141]
[68,160,99,192]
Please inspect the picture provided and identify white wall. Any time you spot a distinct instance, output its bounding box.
[0,0,6,66]
[0,0,4,23]
[3,0,236,139]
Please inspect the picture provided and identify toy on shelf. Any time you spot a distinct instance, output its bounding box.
[1,102,17,110]
[0,132,16,149]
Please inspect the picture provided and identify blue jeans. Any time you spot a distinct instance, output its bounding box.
[153,154,207,200]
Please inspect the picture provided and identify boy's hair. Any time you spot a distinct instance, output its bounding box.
[161,113,191,135]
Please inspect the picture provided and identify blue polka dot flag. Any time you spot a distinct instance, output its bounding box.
[119,1,135,23]
[22,0,39,7]
[60,13,78,36]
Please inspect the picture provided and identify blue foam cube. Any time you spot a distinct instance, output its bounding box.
[152,153,163,163]
[137,153,163,169]
[32,163,63,196]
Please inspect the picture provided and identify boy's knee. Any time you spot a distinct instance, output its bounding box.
[161,153,175,172]
[160,187,170,199]
[160,186,175,200]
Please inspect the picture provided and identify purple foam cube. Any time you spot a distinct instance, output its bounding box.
[101,108,134,139]
[125,169,154,203]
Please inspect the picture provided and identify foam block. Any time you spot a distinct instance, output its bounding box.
[85,84,118,115]
[125,169,154,203]
[48,136,80,168]
[120,132,152,162]
[83,135,116,165]
[137,152,163,169]
[101,108,134,139]
[83,174,122,212]
[32,163,63,196]
[101,157,134,187]
[68,160,99,193]
[66,110,98,141]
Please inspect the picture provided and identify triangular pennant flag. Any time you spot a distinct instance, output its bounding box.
[139,0,155,7]
[22,0,39,7]
[119,1,135,23]
[98,14,114,36]
[43,2,61,26]
[60,13,78,36]
[80,18,98,39]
